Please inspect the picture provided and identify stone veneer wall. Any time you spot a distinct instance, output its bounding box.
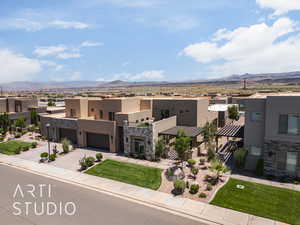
[264,140,300,178]
[123,121,155,160]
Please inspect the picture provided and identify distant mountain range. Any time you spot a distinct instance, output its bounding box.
[2,71,300,91]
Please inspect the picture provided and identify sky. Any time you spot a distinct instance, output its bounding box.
[1,0,300,83]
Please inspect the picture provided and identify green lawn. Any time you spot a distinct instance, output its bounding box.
[211,178,300,225]
[0,140,33,155]
[85,159,162,190]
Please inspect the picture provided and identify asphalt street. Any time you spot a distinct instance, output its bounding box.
[0,164,208,225]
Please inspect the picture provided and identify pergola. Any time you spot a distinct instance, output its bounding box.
[215,124,244,151]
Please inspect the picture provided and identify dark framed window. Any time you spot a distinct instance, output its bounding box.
[279,114,299,135]
[100,110,103,119]
[109,112,115,121]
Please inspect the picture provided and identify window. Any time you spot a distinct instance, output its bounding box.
[134,140,145,153]
[250,146,261,156]
[251,112,262,121]
[91,108,94,112]
[70,109,76,117]
[279,114,299,135]
[286,152,297,174]
[108,112,115,121]
[146,117,149,120]
[99,110,103,119]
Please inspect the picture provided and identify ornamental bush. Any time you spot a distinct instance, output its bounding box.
[189,184,200,194]
[49,154,56,161]
[173,180,186,195]
[187,159,196,167]
[61,138,71,154]
[198,192,207,198]
[85,156,95,167]
[96,153,103,161]
[31,142,38,148]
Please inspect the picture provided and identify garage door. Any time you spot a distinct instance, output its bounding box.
[86,132,110,151]
[59,128,77,145]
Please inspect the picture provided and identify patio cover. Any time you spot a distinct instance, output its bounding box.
[215,124,244,138]
[159,126,202,137]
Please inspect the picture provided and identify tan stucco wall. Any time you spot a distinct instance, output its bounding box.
[88,98,122,120]
[152,116,177,141]
[152,98,212,127]
[140,99,152,111]
[65,98,88,118]
[0,99,6,113]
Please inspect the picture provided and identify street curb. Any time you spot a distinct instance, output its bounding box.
[0,160,221,225]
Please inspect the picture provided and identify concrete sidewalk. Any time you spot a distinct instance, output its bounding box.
[0,154,287,225]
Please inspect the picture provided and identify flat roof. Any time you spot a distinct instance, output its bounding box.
[208,104,235,112]
[159,126,202,137]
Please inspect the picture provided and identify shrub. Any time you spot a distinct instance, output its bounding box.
[79,156,87,170]
[15,148,21,154]
[166,168,175,177]
[191,167,199,176]
[199,157,206,165]
[187,159,196,167]
[14,133,21,138]
[96,153,103,161]
[294,180,300,185]
[198,192,207,198]
[61,138,71,154]
[49,154,56,161]
[255,159,264,177]
[22,146,30,151]
[173,180,186,195]
[189,184,200,194]
[31,142,38,148]
[0,135,4,142]
[85,157,95,167]
[234,148,248,168]
[41,152,48,158]
[206,183,212,191]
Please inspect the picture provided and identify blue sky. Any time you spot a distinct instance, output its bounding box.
[1,0,300,83]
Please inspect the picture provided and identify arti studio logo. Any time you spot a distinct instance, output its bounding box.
[12,184,77,216]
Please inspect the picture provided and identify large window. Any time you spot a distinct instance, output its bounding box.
[250,146,261,156]
[99,110,103,119]
[108,112,115,121]
[279,114,299,135]
[251,112,262,121]
[286,152,298,175]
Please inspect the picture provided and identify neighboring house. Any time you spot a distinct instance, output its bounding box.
[244,96,300,178]
[40,97,216,160]
[0,97,45,125]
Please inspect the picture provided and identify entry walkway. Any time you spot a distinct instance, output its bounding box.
[0,154,287,225]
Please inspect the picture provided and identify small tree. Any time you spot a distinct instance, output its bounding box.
[155,138,166,160]
[173,180,186,195]
[15,117,26,131]
[228,105,239,121]
[61,138,71,154]
[175,130,191,165]
[201,121,217,147]
[191,167,199,179]
[0,113,10,134]
[207,142,216,161]
[30,109,38,126]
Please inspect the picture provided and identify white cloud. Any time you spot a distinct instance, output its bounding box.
[110,70,165,81]
[0,49,42,83]
[257,0,300,16]
[34,41,102,59]
[0,18,90,31]
[34,45,67,57]
[56,52,81,59]
[80,41,104,47]
[158,16,199,30]
[95,0,161,8]
[182,17,300,76]
[69,72,82,81]
[40,60,64,71]
[49,20,90,29]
